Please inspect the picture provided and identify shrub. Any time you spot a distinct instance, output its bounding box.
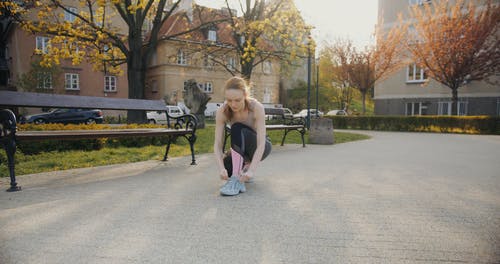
[328,116,500,134]
[15,123,172,154]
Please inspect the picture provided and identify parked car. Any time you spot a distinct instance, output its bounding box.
[204,103,223,117]
[147,105,184,124]
[22,108,103,124]
[293,109,324,118]
[282,108,293,118]
[326,109,348,116]
[265,107,293,120]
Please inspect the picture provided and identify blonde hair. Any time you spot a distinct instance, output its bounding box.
[223,76,252,120]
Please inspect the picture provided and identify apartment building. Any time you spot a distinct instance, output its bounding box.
[375,0,500,116]
[7,29,129,97]
[2,0,291,117]
[2,1,129,116]
[144,1,281,111]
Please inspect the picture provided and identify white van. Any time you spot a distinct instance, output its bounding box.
[147,105,184,124]
[204,103,223,117]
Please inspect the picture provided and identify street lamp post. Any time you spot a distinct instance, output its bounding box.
[315,58,319,117]
[306,38,312,129]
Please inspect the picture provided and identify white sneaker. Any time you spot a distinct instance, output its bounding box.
[220,177,246,196]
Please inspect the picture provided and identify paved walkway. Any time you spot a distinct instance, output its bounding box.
[1,131,499,264]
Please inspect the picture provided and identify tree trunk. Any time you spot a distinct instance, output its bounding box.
[127,42,147,124]
[0,34,10,86]
[451,87,458,116]
[0,17,14,87]
[241,61,254,81]
[127,69,147,124]
[361,91,367,114]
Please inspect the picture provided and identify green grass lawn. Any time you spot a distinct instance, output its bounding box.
[0,127,369,177]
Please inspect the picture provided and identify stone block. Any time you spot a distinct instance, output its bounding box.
[309,118,334,145]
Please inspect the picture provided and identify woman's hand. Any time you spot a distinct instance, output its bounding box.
[220,169,229,180]
[240,170,253,183]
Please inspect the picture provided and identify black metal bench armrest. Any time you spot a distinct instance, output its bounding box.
[0,109,17,139]
[284,116,306,127]
[167,113,198,132]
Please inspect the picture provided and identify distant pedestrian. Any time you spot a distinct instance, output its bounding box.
[213,76,271,196]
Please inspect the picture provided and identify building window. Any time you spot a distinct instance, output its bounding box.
[63,40,79,53]
[103,44,110,55]
[227,56,236,70]
[405,102,427,115]
[142,20,153,34]
[438,101,468,116]
[64,7,77,22]
[37,72,52,90]
[249,85,255,98]
[177,50,187,65]
[263,87,272,103]
[151,80,158,93]
[263,61,272,74]
[204,54,214,69]
[204,82,213,93]
[438,101,451,115]
[36,36,50,54]
[71,42,79,53]
[65,73,79,90]
[104,76,117,92]
[208,30,217,42]
[407,63,427,83]
[458,101,468,116]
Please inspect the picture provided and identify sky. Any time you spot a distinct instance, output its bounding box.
[195,0,379,52]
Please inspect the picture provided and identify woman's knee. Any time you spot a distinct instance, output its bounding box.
[230,123,255,146]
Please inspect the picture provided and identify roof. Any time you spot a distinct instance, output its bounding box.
[157,5,236,47]
[152,4,276,53]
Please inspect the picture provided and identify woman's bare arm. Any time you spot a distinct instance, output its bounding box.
[242,102,266,180]
[214,107,228,179]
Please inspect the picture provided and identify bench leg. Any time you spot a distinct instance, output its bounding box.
[300,129,306,148]
[280,130,287,146]
[163,136,172,161]
[163,135,196,165]
[188,135,197,165]
[3,139,21,192]
[223,129,230,152]
[280,129,306,148]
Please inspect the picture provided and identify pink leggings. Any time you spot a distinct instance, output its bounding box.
[223,123,271,177]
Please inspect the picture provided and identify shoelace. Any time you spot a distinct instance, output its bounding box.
[220,177,245,195]
[221,178,237,194]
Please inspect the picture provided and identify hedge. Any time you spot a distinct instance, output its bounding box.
[15,123,176,155]
[327,115,500,135]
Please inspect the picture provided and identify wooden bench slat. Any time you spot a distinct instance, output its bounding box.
[264,108,285,115]
[265,124,304,130]
[0,91,166,111]
[16,128,194,141]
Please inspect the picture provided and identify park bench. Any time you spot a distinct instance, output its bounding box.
[223,107,306,150]
[0,90,198,192]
